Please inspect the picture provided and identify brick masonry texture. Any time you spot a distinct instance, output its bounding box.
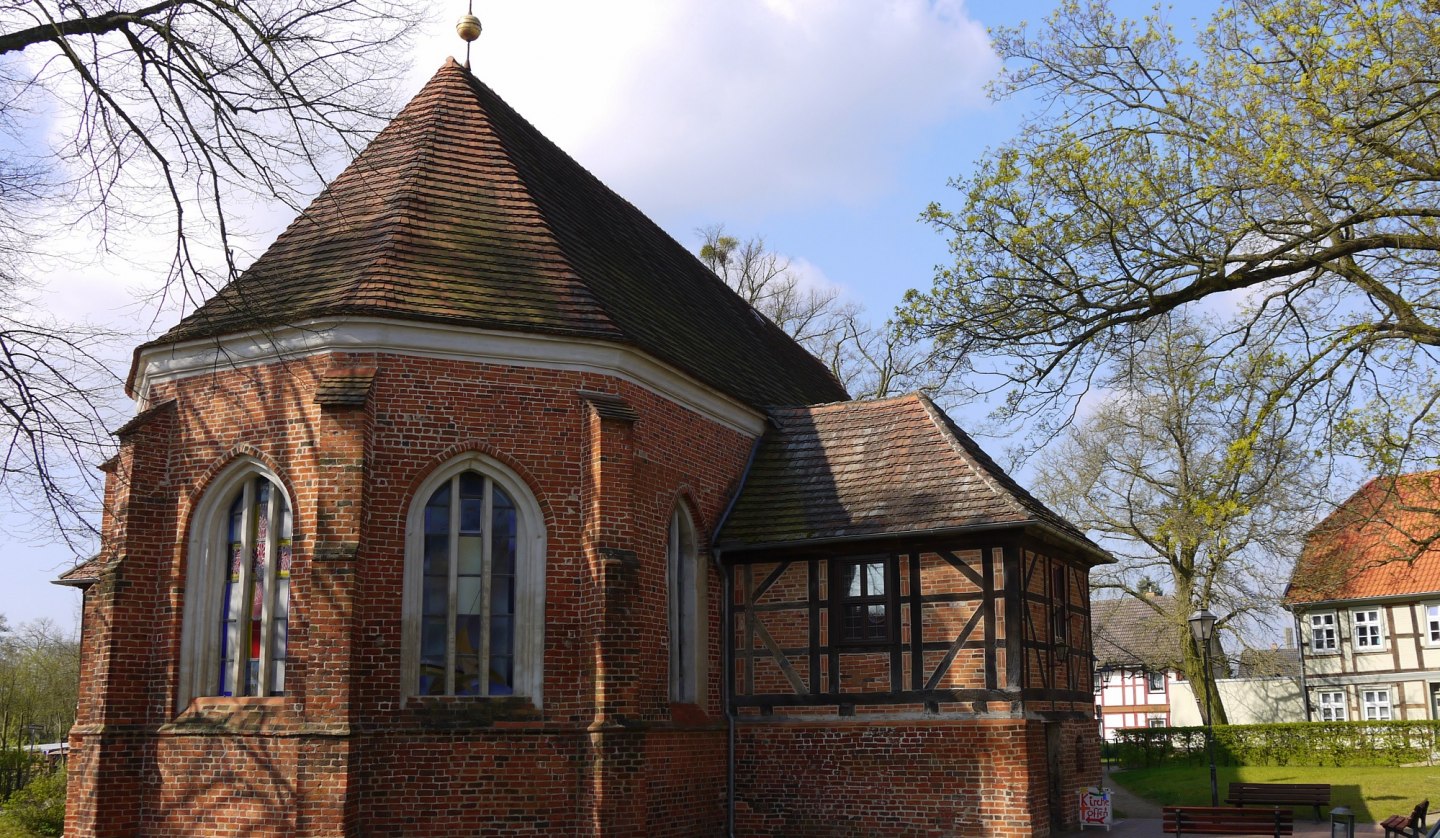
[68,352,744,837]
[734,719,1095,837]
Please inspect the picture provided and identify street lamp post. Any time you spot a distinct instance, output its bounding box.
[1188,608,1220,807]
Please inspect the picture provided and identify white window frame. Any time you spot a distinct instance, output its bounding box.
[1352,608,1386,651]
[1361,687,1393,720]
[1316,690,1347,721]
[1308,612,1338,653]
[402,453,546,706]
[177,458,293,708]
[668,504,706,704]
[1425,603,1440,646]
[1146,671,1166,693]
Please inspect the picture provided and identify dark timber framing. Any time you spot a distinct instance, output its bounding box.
[725,531,1099,712]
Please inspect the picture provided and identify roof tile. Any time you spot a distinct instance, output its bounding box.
[716,392,1107,557]
[1286,470,1440,604]
[137,60,846,410]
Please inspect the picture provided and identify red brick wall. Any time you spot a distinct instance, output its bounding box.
[736,720,1038,837]
[68,352,748,836]
[736,717,1099,837]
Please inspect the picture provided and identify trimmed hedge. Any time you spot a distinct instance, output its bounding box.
[1112,720,1440,768]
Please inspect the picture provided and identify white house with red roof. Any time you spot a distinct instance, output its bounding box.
[1285,470,1440,722]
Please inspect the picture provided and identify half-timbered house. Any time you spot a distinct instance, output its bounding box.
[1286,470,1440,723]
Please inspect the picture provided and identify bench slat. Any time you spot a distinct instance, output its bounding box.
[1163,806,1295,836]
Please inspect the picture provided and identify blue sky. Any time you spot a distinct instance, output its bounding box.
[2,0,1215,630]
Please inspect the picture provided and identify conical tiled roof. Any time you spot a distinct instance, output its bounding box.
[715,392,1110,558]
[138,59,847,409]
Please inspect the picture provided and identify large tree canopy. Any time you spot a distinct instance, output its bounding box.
[0,0,420,543]
[909,0,1440,467]
[1034,317,1321,720]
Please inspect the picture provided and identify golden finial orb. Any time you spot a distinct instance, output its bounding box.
[457,13,482,43]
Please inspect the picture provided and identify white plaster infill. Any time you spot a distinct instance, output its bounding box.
[132,317,768,436]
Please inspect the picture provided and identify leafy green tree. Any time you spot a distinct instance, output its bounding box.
[0,619,79,752]
[909,0,1440,470]
[1033,317,1321,723]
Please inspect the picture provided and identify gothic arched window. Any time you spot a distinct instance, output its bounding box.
[180,462,293,705]
[668,504,705,703]
[403,454,546,703]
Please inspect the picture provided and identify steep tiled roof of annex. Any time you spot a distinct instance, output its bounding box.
[134,59,847,409]
[1091,595,1183,670]
[1285,470,1440,605]
[715,392,1109,558]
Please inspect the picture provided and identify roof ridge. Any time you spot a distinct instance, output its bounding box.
[442,64,827,387]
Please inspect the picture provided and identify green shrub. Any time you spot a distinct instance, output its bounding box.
[1114,720,1440,768]
[4,768,66,837]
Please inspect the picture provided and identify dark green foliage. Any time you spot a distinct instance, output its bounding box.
[1114,721,1440,769]
[4,768,65,837]
[0,751,29,800]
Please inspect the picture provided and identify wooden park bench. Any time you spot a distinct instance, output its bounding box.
[1226,782,1331,821]
[1383,800,1430,838]
[1162,806,1294,837]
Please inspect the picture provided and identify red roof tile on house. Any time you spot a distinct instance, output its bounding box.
[716,392,1109,558]
[131,59,847,410]
[1285,470,1440,605]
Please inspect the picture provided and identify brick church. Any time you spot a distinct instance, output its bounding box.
[58,55,1107,836]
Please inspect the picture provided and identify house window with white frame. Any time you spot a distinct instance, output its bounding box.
[1147,671,1165,693]
[1353,608,1385,650]
[178,462,293,705]
[1426,603,1440,645]
[1309,612,1338,652]
[1317,690,1346,721]
[1361,688,1392,720]
[668,504,705,704]
[402,455,546,702]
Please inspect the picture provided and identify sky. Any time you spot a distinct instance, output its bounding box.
[1,0,1219,631]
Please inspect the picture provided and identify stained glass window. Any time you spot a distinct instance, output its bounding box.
[218,475,291,697]
[416,470,518,697]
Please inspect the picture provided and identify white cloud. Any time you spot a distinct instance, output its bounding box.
[417,0,997,218]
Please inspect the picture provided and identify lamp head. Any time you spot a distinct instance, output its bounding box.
[1188,608,1218,644]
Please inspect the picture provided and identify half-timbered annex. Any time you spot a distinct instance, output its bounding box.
[716,394,1110,834]
[60,56,1106,837]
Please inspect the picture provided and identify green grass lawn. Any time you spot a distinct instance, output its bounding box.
[1108,764,1440,822]
[0,815,38,838]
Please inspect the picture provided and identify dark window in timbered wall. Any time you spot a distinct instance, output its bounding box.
[1051,565,1069,646]
[832,558,890,646]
